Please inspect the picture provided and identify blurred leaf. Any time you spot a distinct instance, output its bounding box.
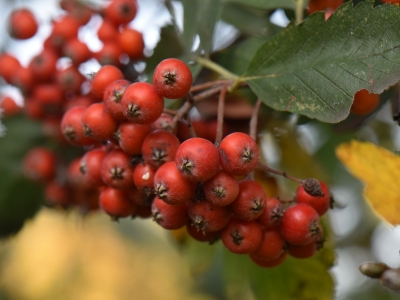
[244,1,400,123]
[221,3,283,37]
[0,115,45,238]
[182,0,223,56]
[336,140,400,226]
[222,0,305,10]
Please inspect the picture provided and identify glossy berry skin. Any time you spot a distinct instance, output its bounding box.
[230,180,266,221]
[257,197,283,229]
[103,79,131,121]
[114,121,151,155]
[151,197,189,230]
[288,239,319,259]
[350,89,380,115]
[251,228,286,261]
[203,171,239,207]
[22,147,57,182]
[8,8,38,40]
[79,148,107,187]
[104,0,138,26]
[142,130,180,169]
[154,161,196,205]
[296,181,330,216]
[99,187,136,219]
[118,28,144,60]
[28,50,58,82]
[64,38,91,66]
[101,150,134,190]
[188,200,231,232]
[121,82,164,125]
[281,203,320,246]
[221,219,263,254]
[250,252,287,268]
[133,163,156,195]
[219,132,259,176]
[175,137,219,182]
[81,103,119,141]
[153,58,192,99]
[91,65,124,100]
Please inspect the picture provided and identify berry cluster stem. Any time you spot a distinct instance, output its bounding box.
[215,87,227,146]
[249,99,262,141]
[257,162,304,184]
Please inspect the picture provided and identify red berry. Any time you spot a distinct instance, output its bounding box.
[91,65,124,100]
[133,162,156,195]
[101,150,134,189]
[121,82,164,124]
[202,170,239,207]
[64,38,92,66]
[152,58,192,99]
[288,237,323,259]
[257,197,283,229]
[151,197,189,230]
[61,106,95,146]
[351,89,380,115]
[99,187,136,219]
[45,180,70,207]
[0,96,20,117]
[249,252,287,268]
[186,223,221,243]
[219,132,259,176]
[80,148,107,187]
[281,203,320,246]
[175,137,219,182]
[81,103,119,141]
[28,50,58,82]
[104,0,138,26]
[296,179,330,216]
[221,219,263,254]
[22,147,57,182]
[114,121,151,155]
[153,161,196,205]
[141,129,180,169]
[230,180,266,221]
[150,113,175,132]
[251,228,286,261]
[103,79,131,121]
[8,8,38,40]
[0,53,21,84]
[188,200,231,232]
[118,28,144,60]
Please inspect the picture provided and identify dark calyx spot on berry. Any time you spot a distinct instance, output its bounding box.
[120,3,131,15]
[309,222,320,235]
[155,183,168,199]
[113,90,123,103]
[213,186,226,199]
[113,130,121,141]
[316,236,325,250]
[303,178,324,197]
[152,210,162,223]
[163,71,177,86]
[110,167,124,179]
[329,194,335,209]
[272,207,283,220]
[152,149,167,162]
[79,162,87,174]
[130,155,143,166]
[231,230,243,245]
[127,103,140,117]
[63,126,76,140]
[242,148,254,163]
[143,187,155,197]
[251,198,263,212]
[111,215,120,222]
[181,159,193,174]
[83,124,92,137]
[193,215,207,232]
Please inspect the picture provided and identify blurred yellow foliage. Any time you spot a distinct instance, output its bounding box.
[0,208,214,300]
[336,140,400,226]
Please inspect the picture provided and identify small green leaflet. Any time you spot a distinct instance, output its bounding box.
[244,1,400,123]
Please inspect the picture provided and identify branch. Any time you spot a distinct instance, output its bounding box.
[257,162,304,184]
[215,87,227,146]
[249,99,262,141]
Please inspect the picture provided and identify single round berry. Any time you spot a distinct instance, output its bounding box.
[288,233,324,259]
[101,150,134,190]
[80,148,107,187]
[133,162,156,196]
[151,197,189,230]
[103,79,131,121]
[281,203,320,246]
[81,103,119,141]
[221,219,263,254]
[91,65,124,100]
[296,179,330,216]
[121,82,164,124]
[152,58,193,99]
[8,8,38,40]
[118,28,144,60]
[251,228,286,261]
[219,132,259,176]
[249,252,287,268]
[154,161,196,205]
[114,121,151,155]
[350,89,380,115]
[142,129,180,169]
[203,171,239,207]
[257,197,283,229]
[175,137,219,182]
[230,180,266,221]
[64,38,92,66]
[104,0,138,26]
[99,187,136,220]
[188,199,231,232]
[22,147,57,182]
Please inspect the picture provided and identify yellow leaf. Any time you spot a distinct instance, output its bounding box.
[336,140,400,226]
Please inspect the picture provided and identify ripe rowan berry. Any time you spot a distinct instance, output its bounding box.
[152,58,192,99]
[249,252,287,268]
[101,149,134,190]
[251,228,286,261]
[0,53,21,84]
[22,147,57,182]
[296,179,330,216]
[28,50,58,82]
[133,162,156,195]
[99,187,136,219]
[175,137,219,182]
[81,103,119,141]
[350,89,380,115]
[118,28,144,60]
[0,96,20,117]
[61,106,95,146]
[281,203,320,246]
[114,121,151,155]
[103,79,131,121]
[188,199,231,232]
[221,219,263,254]
[151,197,189,230]
[8,8,38,40]
[104,0,138,26]
[80,148,107,187]
[91,65,124,100]
[257,197,283,229]
[219,132,259,176]
[202,171,239,207]
[64,38,92,66]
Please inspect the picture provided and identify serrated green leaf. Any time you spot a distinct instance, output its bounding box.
[222,0,306,10]
[221,3,283,37]
[244,1,400,123]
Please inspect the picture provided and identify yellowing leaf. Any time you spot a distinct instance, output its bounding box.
[336,141,400,226]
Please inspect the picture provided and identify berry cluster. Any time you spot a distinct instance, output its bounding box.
[1,0,333,269]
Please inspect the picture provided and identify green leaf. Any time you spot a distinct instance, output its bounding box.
[222,0,306,10]
[182,0,223,56]
[221,3,283,37]
[244,1,400,123]
[0,115,45,238]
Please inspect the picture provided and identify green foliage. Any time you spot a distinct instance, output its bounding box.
[243,1,400,123]
[222,0,305,10]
